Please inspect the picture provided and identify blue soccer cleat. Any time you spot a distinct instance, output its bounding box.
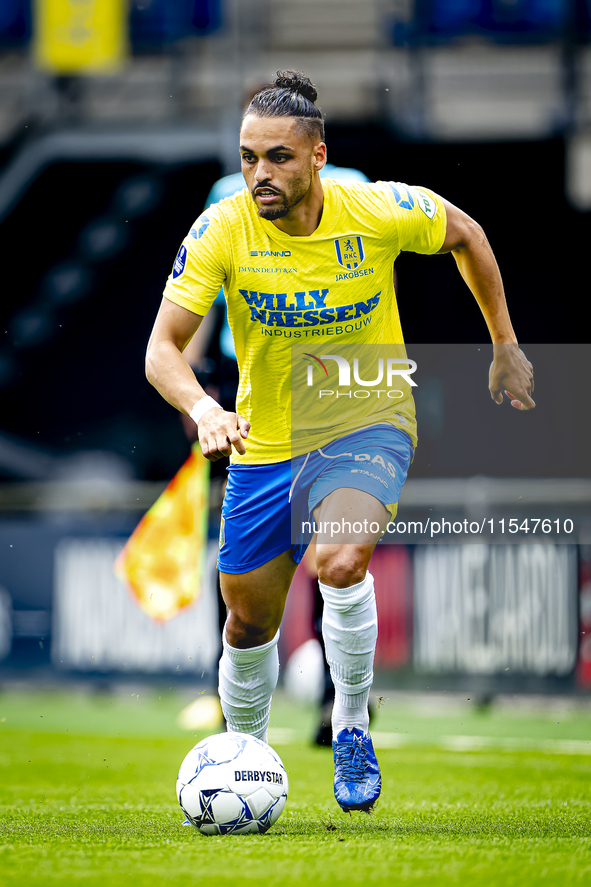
[332,727,381,812]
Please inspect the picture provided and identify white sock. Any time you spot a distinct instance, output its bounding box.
[218,626,280,742]
[319,572,377,740]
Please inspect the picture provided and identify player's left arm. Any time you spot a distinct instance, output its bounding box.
[438,198,535,411]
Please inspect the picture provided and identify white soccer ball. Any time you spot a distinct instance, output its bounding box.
[176,732,288,836]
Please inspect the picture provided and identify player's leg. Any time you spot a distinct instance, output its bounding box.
[218,552,297,742]
[314,487,387,733]
[222,550,297,648]
[301,425,413,810]
[312,573,336,746]
[216,459,301,742]
[313,489,387,811]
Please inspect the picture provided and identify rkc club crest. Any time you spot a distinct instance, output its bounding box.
[334,236,365,270]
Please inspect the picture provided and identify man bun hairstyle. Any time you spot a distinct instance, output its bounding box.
[245,70,325,141]
[274,71,318,104]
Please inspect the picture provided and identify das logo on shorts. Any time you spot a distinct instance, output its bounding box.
[334,236,365,270]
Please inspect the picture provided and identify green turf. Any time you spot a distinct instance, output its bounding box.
[1,688,590,886]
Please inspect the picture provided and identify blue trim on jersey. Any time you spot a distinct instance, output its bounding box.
[217,425,413,575]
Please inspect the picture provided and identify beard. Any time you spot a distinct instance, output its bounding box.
[251,169,313,220]
[256,200,291,221]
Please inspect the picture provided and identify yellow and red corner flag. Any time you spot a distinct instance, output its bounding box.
[115,444,210,622]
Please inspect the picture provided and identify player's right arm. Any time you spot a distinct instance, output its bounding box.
[146,206,250,461]
[145,298,249,461]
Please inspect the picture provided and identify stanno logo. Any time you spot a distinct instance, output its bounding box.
[190,216,210,239]
[387,183,415,211]
[250,250,292,257]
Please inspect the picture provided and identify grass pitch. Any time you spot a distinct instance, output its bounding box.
[1,687,590,886]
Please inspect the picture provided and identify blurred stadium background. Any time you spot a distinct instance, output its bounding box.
[1,0,591,701]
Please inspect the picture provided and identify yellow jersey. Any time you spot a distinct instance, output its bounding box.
[163,179,446,465]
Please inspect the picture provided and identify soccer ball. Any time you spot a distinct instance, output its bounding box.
[176,732,289,835]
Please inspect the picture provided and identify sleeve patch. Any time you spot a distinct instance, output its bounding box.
[416,190,437,219]
[172,244,188,279]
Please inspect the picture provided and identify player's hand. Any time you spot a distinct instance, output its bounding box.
[198,409,250,461]
[489,344,535,411]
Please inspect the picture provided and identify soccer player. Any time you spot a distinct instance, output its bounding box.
[146,71,534,812]
[182,160,371,744]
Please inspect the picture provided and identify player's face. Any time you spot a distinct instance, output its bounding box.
[240,115,325,220]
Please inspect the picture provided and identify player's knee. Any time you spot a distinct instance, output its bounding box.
[316,546,369,589]
[225,610,279,649]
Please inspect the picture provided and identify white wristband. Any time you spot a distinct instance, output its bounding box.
[190,395,222,426]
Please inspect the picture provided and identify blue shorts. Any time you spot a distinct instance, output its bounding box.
[217,425,413,574]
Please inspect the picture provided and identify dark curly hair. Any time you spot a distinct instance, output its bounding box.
[244,70,325,142]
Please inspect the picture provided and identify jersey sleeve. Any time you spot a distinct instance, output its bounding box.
[379,182,447,255]
[163,207,230,316]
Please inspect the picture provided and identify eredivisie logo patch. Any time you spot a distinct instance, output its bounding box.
[172,244,187,279]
